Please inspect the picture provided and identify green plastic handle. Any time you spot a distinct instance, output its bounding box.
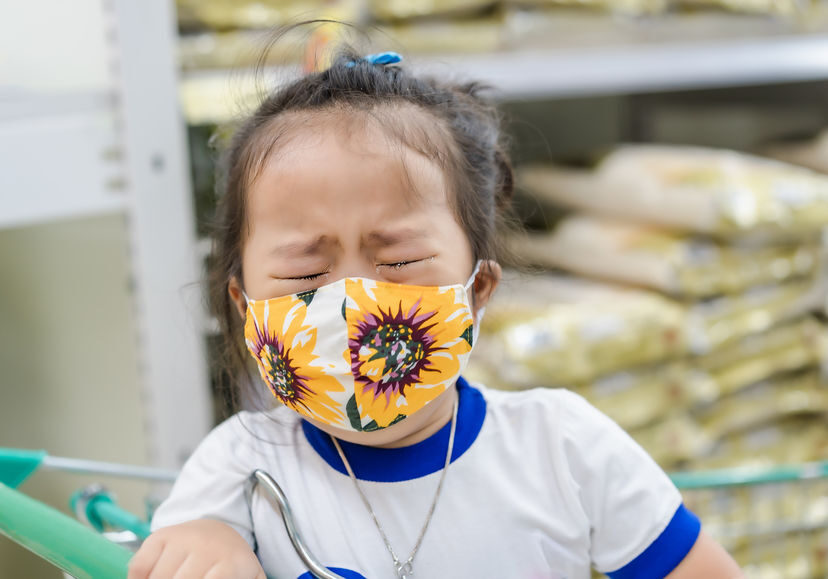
[671,460,828,490]
[71,488,152,539]
[0,482,132,579]
[95,500,152,539]
[0,448,47,488]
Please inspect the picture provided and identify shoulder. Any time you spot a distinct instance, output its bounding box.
[471,382,634,476]
[476,383,672,485]
[474,382,605,435]
[212,404,299,441]
[473,382,693,575]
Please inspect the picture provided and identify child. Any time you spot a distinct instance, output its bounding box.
[128,45,743,579]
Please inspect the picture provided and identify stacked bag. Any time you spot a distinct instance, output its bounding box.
[468,145,828,472]
[467,145,828,577]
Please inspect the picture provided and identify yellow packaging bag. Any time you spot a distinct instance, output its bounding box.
[469,273,687,387]
[698,317,824,397]
[369,0,496,21]
[699,370,828,439]
[629,413,715,469]
[675,0,813,15]
[511,214,821,297]
[503,0,667,14]
[375,15,504,55]
[573,363,717,431]
[686,276,826,354]
[519,145,828,238]
[693,417,828,471]
[177,0,328,30]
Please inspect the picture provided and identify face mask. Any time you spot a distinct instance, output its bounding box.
[243,263,483,432]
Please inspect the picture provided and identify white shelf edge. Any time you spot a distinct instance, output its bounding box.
[0,108,127,231]
[427,33,828,99]
[0,89,116,122]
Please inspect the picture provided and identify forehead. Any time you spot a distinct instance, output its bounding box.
[243,107,459,238]
[244,104,454,192]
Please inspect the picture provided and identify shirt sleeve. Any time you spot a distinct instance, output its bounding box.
[555,390,700,576]
[150,415,256,549]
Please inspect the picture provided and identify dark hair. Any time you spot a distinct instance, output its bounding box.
[207,31,516,413]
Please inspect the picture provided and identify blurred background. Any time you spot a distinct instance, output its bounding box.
[2,0,828,577]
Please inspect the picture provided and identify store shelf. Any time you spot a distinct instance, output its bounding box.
[424,33,828,99]
[179,32,828,124]
[0,93,127,230]
[0,0,212,474]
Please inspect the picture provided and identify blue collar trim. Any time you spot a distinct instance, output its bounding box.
[301,377,486,482]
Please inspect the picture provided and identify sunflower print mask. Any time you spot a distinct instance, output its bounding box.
[243,263,481,432]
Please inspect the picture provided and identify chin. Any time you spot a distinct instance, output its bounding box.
[307,415,416,447]
[307,386,457,447]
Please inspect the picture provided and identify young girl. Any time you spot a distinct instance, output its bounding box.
[128,44,743,579]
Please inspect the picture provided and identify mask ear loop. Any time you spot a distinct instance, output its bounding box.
[464,260,483,293]
[464,260,486,346]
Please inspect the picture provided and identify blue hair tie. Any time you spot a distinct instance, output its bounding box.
[345,51,403,68]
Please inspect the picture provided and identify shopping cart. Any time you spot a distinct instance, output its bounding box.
[0,448,342,579]
[1,448,826,579]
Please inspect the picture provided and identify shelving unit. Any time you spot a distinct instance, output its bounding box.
[422,33,828,99]
[178,25,828,125]
[0,0,211,470]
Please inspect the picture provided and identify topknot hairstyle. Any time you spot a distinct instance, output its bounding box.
[207,28,515,413]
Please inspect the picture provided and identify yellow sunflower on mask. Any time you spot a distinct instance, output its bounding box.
[245,292,345,424]
[344,279,474,429]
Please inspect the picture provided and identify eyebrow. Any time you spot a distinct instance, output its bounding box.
[365,227,430,247]
[270,235,332,257]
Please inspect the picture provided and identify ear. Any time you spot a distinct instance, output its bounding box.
[471,260,501,317]
[228,276,247,319]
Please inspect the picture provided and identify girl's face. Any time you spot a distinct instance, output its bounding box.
[229,113,500,446]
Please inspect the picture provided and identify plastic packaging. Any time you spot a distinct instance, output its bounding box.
[699,370,828,439]
[686,276,826,354]
[469,273,687,387]
[503,0,668,14]
[519,145,828,238]
[176,0,328,30]
[511,214,821,297]
[369,0,496,21]
[573,363,717,430]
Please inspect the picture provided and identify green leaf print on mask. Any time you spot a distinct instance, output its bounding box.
[346,395,406,432]
[461,324,474,348]
[297,289,317,307]
[346,395,363,431]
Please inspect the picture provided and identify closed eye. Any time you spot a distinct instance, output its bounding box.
[380,260,414,270]
[286,272,328,281]
[376,257,432,271]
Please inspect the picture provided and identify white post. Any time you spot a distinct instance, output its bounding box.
[110,0,211,468]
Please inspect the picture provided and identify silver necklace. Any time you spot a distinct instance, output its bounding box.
[330,397,458,579]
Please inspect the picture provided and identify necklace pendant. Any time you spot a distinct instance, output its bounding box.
[395,561,414,579]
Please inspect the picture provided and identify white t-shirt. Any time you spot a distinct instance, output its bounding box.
[152,379,700,579]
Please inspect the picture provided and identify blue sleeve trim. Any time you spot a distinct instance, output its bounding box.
[607,504,701,579]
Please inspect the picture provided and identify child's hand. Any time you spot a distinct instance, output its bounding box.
[128,519,266,579]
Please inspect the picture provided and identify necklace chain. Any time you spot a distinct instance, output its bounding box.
[330,397,458,579]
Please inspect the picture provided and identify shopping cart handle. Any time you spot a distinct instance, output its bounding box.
[0,448,47,488]
[0,482,132,579]
[71,484,152,539]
